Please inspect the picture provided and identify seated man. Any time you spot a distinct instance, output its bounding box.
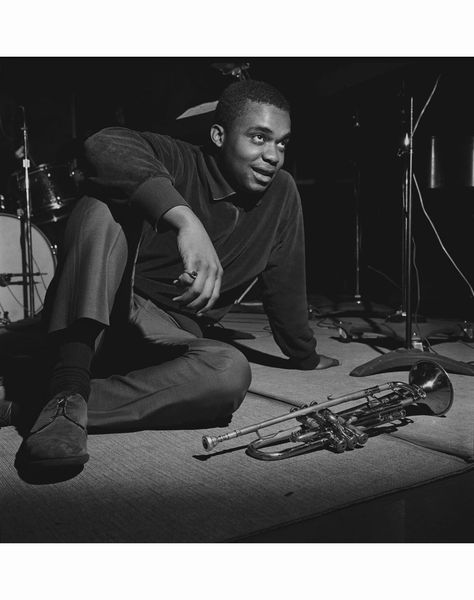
[0,80,339,470]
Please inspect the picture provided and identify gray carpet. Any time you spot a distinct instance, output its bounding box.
[0,312,473,542]
[226,313,474,462]
[0,396,470,542]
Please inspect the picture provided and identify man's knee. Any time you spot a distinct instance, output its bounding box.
[197,341,251,413]
[63,197,126,257]
[44,197,138,332]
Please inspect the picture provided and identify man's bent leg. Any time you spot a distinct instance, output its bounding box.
[17,198,141,469]
[44,196,137,332]
[87,337,251,432]
[87,295,251,432]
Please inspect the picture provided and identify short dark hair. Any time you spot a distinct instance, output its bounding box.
[214,80,290,130]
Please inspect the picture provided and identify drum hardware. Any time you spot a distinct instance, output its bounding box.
[175,62,252,142]
[11,163,78,225]
[18,106,35,319]
[202,360,453,460]
[0,313,10,325]
[3,111,74,323]
[0,214,56,324]
[69,163,85,187]
[0,272,47,286]
[211,61,251,81]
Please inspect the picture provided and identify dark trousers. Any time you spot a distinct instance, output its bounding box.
[44,196,251,433]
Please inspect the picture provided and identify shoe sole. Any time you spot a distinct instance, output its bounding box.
[17,453,90,469]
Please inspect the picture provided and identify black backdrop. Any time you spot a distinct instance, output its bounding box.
[1,57,473,317]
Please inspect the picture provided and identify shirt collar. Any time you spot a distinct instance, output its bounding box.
[203,152,236,201]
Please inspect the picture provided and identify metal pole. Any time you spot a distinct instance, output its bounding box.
[353,165,362,304]
[404,98,414,347]
[20,106,35,318]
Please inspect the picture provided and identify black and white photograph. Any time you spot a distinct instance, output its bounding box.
[0,3,472,595]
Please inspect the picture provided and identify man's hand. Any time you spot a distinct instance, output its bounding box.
[163,206,223,315]
[314,355,340,370]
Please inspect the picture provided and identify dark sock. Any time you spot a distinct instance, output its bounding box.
[49,341,93,400]
[48,319,103,401]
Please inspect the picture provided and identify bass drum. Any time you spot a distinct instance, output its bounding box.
[0,214,56,323]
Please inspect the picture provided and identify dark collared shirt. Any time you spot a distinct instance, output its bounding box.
[84,127,318,368]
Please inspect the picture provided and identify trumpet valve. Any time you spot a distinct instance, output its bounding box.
[327,432,347,453]
[346,425,369,446]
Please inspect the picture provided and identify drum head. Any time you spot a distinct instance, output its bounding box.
[0,214,56,323]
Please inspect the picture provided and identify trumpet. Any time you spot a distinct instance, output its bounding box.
[202,360,453,460]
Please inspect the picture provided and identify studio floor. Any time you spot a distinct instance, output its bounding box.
[1,303,473,543]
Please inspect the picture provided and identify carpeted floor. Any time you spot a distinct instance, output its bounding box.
[0,309,473,542]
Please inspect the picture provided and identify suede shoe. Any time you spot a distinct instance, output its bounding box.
[0,378,12,428]
[0,401,12,427]
[17,392,89,468]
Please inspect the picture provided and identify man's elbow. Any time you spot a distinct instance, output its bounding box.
[83,131,104,164]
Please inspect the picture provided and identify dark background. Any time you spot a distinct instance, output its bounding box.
[0,57,473,318]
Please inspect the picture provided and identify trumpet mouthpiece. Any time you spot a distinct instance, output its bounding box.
[202,435,218,451]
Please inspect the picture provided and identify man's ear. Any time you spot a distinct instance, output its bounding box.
[210,123,225,148]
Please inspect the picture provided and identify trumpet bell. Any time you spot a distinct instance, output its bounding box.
[409,360,454,416]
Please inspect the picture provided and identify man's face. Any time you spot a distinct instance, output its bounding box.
[213,101,291,194]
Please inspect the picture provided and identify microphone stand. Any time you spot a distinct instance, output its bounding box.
[351,97,474,377]
[404,100,414,347]
[323,110,390,319]
[19,106,35,319]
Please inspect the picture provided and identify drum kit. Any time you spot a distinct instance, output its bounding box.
[0,159,81,325]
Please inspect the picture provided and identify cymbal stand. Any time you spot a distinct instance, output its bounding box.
[19,106,35,319]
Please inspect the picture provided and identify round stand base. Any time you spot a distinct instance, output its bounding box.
[350,347,474,377]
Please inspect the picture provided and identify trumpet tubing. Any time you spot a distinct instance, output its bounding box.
[201,360,453,461]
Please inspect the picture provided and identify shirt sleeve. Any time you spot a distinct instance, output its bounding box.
[83,127,190,225]
[259,177,319,369]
